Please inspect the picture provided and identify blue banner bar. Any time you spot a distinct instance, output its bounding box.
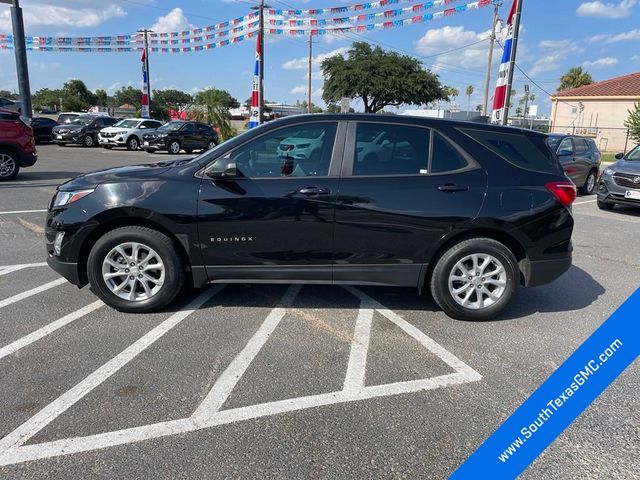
[451,288,639,479]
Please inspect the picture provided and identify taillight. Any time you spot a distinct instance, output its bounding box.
[545,181,576,207]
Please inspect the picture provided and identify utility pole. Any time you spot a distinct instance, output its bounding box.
[250,0,268,123]
[522,83,529,128]
[2,0,32,118]
[307,33,313,113]
[138,28,152,118]
[502,0,523,126]
[481,0,501,117]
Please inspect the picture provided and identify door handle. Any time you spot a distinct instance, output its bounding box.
[299,187,331,195]
[437,184,469,192]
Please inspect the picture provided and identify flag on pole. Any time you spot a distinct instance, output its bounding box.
[490,0,517,124]
[248,34,261,129]
[141,47,150,118]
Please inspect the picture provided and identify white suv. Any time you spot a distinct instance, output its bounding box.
[99,118,163,150]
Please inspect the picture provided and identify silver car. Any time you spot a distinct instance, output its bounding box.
[597,145,640,210]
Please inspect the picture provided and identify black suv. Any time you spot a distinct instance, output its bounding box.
[546,134,601,195]
[52,115,119,147]
[141,120,218,154]
[46,114,575,320]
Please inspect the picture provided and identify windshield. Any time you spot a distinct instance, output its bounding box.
[114,119,140,129]
[158,121,184,132]
[625,145,640,161]
[546,136,562,151]
[69,116,94,126]
[58,114,78,124]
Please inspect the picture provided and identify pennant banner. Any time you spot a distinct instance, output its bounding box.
[268,0,457,16]
[490,0,517,124]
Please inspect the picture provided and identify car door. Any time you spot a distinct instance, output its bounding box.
[556,137,580,184]
[572,137,592,186]
[180,122,196,149]
[332,121,487,287]
[196,120,345,283]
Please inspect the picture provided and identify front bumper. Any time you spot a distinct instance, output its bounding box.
[522,254,572,287]
[142,138,167,151]
[18,151,37,167]
[47,254,82,286]
[53,132,83,144]
[597,174,640,206]
[99,135,126,147]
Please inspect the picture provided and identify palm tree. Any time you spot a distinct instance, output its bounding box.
[558,67,593,92]
[449,87,459,109]
[465,85,474,118]
[188,89,235,141]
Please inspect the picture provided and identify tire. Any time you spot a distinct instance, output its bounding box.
[597,199,614,210]
[86,226,185,313]
[83,134,95,147]
[579,170,597,195]
[168,140,181,154]
[429,238,519,321]
[126,136,140,151]
[0,149,20,181]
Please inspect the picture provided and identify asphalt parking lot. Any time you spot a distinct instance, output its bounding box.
[0,144,638,479]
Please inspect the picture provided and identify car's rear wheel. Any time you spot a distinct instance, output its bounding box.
[579,170,597,195]
[597,199,614,210]
[83,134,95,147]
[87,226,185,313]
[430,238,519,321]
[0,149,19,181]
[168,140,181,154]
[126,136,139,151]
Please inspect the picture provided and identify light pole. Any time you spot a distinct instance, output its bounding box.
[251,0,269,123]
[137,28,152,118]
[1,0,32,118]
[482,0,502,117]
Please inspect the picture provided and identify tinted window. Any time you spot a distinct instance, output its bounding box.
[141,121,161,129]
[558,137,573,154]
[232,122,337,178]
[431,132,468,173]
[103,117,118,126]
[181,123,195,133]
[462,129,561,174]
[197,124,210,132]
[574,138,588,154]
[353,123,428,176]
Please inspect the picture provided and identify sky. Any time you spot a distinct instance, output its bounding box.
[0,0,639,115]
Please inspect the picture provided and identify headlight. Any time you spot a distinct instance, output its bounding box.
[157,133,168,138]
[603,167,615,176]
[53,189,95,208]
[114,131,127,135]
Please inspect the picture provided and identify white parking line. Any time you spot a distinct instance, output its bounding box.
[0,278,67,310]
[0,209,47,215]
[0,285,224,455]
[0,263,48,277]
[0,301,104,361]
[0,284,481,466]
[574,199,597,205]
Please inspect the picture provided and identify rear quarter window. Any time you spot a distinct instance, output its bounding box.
[460,128,560,174]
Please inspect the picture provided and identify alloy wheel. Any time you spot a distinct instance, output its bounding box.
[448,253,507,310]
[0,153,16,178]
[101,242,165,301]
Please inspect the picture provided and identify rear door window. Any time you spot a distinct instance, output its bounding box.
[430,132,469,173]
[461,128,561,174]
[574,138,589,154]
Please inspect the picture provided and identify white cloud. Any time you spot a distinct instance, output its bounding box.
[414,26,493,71]
[586,28,640,43]
[577,0,637,18]
[290,85,307,95]
[150,8,191,33]
[282,47,348,70]
[0,4,125,32]
[529,39,583,76]
[582,56,618,68]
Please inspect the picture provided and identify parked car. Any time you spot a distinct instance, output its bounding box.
[0,97,20,113]
[45,114,576,320]
[38,107,57,114]
[597,145,640,210]
[31,117,59,144]
[52,114,119,147]
[546,134,601,195]
[56,112,82,124]
[0,108,37,180]
[141,120,218,154]
[99,118,163,150]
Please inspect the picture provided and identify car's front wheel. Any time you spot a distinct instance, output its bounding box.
[87,226,185,313]
[430,238,519,321]
[126,136,140,151]
[83,134,95,147]
[207,140,216,150]
[0,149,19,181]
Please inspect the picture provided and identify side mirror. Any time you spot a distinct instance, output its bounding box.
[206,160,240,180]
[557,149,573,156]
[615,152,624,160]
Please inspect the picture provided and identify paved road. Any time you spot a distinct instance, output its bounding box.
[0,145,638,478]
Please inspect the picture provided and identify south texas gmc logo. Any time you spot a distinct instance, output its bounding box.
[211,236,254,243]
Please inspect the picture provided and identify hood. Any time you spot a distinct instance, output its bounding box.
[58,161,182,191]
[280,137,320,146]
[100,126,133,133]
[611,159,640,174]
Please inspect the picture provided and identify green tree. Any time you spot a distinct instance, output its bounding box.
[94,88,109,107]
[558,67,593,92]
[112,86,143,108]
[63,79,96,107]
[475,104,483,113]
[0,90,18,100]
[62,95,89,112]
[190,88,237,141]
[624,102,640,143]
[153,89,194,112]
[32,88,63,110]
[295,100,323,113]
[321,42,445,113]
[465,85,474,117]
[195,88,238,109]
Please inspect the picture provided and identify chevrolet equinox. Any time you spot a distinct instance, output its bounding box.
[46,114,575,320]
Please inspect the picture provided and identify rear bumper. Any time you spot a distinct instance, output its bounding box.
[521,254,572,287]
[47,254,82,287]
